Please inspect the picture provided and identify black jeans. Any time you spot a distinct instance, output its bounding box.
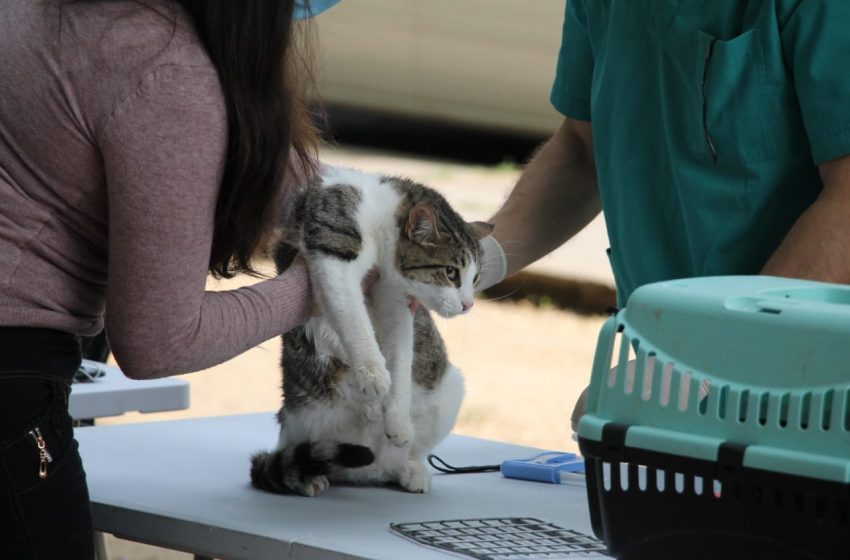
[0,328,94,560]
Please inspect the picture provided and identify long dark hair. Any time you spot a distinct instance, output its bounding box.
[66,0,320,278]
[176,0,318,278]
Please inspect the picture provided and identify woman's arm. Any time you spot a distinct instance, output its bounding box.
[99,65,312,379]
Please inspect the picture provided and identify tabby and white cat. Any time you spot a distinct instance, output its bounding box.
[250,166,492,496]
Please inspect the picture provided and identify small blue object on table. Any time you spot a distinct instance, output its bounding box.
[501,451,585,483]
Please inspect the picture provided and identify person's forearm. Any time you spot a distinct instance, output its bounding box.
[490,119,601,277]
[761,155,850,283]
[761,187,850,282]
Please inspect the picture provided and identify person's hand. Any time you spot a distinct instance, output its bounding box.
[361,267,380,293]
[407,295,421,316]
[361,267,420,316]
[570,385,589,437]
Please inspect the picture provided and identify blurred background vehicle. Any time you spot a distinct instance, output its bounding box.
[307,0,612,290]
[311,0,566,149]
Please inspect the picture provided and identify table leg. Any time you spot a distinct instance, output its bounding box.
[85,416,108,560]
[94,531,109,560]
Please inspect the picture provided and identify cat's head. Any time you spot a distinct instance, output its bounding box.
[393,180,494,318]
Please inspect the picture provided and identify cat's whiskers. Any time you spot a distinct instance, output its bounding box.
[478,286,523,303]
[441,300,453,318]
[479,249,524,270]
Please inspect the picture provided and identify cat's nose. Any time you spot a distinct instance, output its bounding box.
[461,301,474,312]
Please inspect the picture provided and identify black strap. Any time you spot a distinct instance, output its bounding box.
[427,454,500,474]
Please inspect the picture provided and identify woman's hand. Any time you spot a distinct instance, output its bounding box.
[362,268,420,315]
[305,263,421,317]
[361,267,380,294]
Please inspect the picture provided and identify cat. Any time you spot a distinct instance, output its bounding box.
[250,166,493,496]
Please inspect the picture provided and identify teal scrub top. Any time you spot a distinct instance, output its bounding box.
[551,1,850,307]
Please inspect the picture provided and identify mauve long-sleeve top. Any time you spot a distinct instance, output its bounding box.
[0,0,312,378]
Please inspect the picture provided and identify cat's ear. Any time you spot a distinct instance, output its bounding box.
[469,221,494,240]
[406,203,439,245]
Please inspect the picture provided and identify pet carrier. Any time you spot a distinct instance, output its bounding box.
[577,276,850,560]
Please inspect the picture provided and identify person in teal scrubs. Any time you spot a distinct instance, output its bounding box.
[477,1,850,308]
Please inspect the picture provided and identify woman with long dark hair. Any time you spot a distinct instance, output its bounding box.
[0,1,338,557]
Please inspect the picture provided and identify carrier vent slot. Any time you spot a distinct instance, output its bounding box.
[778,393,790,428]
[613,335,635,393]
[674,473,685,494]
[694,475,704,496]
[800,392,812,430]
[718,385,729,419]
[678,372,692,412]
[637,465,648,491]
[737,389,750,423]
[698,388,709,415]
[697,379,711,416]
[602,462,612,491]
[641,353,656,401]
[608,329,626,387]
[713,480,723,498]
[757,392,769,426]
[845,389,850,432]
[659,362,674,407]
[624,351,637,395]
[821,389,834,431]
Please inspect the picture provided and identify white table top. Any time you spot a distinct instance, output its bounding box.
[69,362,190,420]
[76,412,605,560]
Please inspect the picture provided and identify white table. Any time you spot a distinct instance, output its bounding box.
[69,361,190,420]
[76,412,606,560]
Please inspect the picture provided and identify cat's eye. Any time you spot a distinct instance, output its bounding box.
[445,266,459,282]
[473,273,480,285]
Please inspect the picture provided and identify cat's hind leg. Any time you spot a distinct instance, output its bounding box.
[409,364,465,461]
[391,364,465,494]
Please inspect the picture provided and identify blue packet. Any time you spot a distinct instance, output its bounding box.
[501,451,585,483]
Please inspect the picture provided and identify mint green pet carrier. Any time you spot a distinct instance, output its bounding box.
[577,276,850,560]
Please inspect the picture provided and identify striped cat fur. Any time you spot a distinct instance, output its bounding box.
[251,166,493,496]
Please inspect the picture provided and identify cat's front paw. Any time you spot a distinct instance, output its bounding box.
[354,363,391,401]
[384,407,413,447]
[399,460,431,494]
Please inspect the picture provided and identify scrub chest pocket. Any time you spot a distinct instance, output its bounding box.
[686,28,777,164]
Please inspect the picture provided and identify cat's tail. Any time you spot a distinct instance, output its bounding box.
[250,441,375,495]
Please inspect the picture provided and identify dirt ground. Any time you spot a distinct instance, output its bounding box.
[95,145,610,559]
